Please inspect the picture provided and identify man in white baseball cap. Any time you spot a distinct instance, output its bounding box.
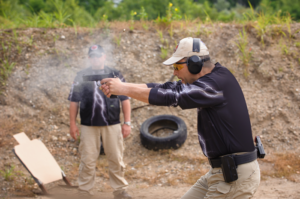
[101,37,261,199]
[163,37,209,65]
[162,37,212,84]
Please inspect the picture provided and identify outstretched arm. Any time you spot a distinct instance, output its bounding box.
[101,77,225,109]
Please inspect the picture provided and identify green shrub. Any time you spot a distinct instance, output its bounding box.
[0,0,299,29]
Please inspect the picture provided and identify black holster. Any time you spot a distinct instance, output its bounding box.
[221,155,238,183]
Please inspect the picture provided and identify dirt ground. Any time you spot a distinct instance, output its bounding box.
[6,177,300,199]
[1,22,300,198]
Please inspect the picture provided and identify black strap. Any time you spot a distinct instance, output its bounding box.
[192,38,200,52]
[208,150,257,168]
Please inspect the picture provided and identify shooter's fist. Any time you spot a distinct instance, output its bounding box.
[101,78,124,97]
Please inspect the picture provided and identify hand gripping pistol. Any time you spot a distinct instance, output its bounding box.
[82,73,118,98]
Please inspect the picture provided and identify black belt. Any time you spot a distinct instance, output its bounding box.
[208,150,257,168]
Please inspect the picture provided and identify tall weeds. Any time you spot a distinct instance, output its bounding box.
[235,27,252,66]
[52,0,71,27]
[0,59,15,84]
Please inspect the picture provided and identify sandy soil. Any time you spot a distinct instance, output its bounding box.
[7,177,300,199]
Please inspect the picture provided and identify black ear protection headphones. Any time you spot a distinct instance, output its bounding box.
[187,38,210,74]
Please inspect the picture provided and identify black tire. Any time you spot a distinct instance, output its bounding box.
[140,115,187,151]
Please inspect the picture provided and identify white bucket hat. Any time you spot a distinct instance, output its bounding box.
[163,37,209,65]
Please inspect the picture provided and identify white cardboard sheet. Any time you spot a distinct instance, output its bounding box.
[14,133,62,184]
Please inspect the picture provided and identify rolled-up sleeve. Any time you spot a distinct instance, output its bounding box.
[148,79,225,109]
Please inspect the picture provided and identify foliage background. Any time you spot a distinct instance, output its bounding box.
[0,0,299,29]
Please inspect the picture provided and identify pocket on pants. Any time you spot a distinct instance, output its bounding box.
[206,181,233,198]
[217,181,232,194]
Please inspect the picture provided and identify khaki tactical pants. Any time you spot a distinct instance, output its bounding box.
[78,124,128,195]
[181,160,260,199]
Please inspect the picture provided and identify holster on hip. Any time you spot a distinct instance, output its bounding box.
[221,155,238,183]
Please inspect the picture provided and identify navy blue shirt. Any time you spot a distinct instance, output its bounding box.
[68,66,129,126]
[147,63,255,158]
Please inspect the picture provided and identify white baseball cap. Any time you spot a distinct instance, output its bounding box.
[163,37,209,65]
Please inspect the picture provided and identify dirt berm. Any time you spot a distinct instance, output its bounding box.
[1,22,300,198]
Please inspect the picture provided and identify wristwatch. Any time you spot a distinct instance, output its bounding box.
[124,121,131,126]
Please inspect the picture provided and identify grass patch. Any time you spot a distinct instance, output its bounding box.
[113,34,122,46]
[235,27,252,67]
[0,165,23,181]
[100,14,110,30]
[160,47,168,59]
[129,11,137,31]
[157,29,164,43]
[142,23,149,31]
[138,6,149,31]
[243,69,250,78]
[28,35,34,46]
[279,38,290,55]
[0,59,15,84]
[284,13,292,39]
[252,12,270,47]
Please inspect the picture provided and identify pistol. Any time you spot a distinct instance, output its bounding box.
[82,73,117,98]
[255,136,266,159]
